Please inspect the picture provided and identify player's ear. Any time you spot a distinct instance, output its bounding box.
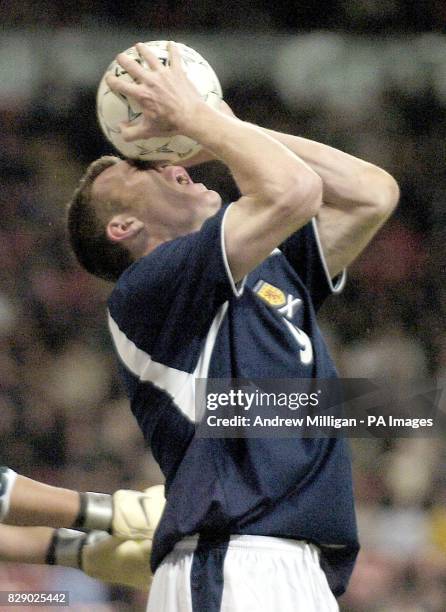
[106,215,145,243]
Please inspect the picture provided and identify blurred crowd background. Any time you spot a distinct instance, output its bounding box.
[1,1,445,611]
[2,0,446,32]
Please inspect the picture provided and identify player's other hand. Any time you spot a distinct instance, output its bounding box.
[82,531,153,590]
[48,528,153,590]
[112,485,166,540]
[106,41,204,142]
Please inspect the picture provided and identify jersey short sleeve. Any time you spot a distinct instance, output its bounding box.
[280,218,346,311]
[108,206,240,373]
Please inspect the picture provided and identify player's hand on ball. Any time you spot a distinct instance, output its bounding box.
[106,41,203,142]
[112,485,166,540]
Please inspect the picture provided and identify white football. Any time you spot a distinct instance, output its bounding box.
[96,40,223,162]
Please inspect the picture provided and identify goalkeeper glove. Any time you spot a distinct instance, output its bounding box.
[73,485,165,539]
[46,528,153,590]
[111,485,165,539]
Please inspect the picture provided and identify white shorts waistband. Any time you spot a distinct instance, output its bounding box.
[173,534,320,558]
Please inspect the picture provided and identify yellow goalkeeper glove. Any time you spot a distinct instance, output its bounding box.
[111,485,166,540]
[73,484,165,540]
[50,484,166,588]
[47,529,153,590]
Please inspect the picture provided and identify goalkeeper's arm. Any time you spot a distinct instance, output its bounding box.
[0,524,152,590]
[1,467,165,539]
[1,467,81,529]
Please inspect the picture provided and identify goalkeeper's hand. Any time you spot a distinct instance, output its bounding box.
[74,485,165,539]
[111,485,165,539]
[47,529,153,590]
[0,467,165,542]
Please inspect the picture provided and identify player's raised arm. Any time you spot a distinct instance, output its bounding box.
[258,128,399,277]
[178,100,399,278]
[106,42,323,282]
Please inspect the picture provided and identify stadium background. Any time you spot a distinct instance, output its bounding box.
[0,2,445,610]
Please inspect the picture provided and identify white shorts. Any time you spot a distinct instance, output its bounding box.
[147,535,339,612]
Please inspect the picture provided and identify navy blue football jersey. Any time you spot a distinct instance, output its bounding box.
[108,205,359,596]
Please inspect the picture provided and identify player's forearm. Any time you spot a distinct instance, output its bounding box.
[261,129,399,211]
[2,468,165,542]
[7,475,81,528]
[0,524,54,564]
[180,147,215,167]
[2,470,113,532]
[183,103,320,204]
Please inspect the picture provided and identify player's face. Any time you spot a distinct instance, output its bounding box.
[93,159,222,236]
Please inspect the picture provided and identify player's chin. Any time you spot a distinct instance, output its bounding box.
[204,192,223,216]
[202,188,222,208]
[188,186,221,209]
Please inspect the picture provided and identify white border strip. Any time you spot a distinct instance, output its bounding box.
[221,204,246,297]
[108,304,228,423]
[0,467,17,521]
[311,217,346,294]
